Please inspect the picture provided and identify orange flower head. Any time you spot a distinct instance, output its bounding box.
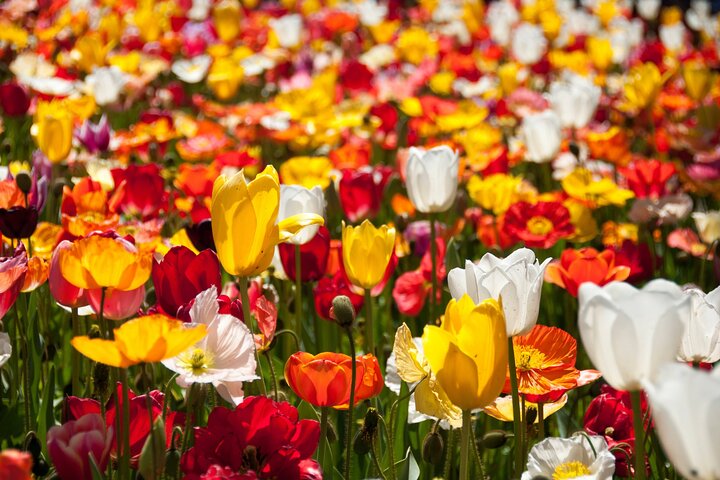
[284,351,363,408]
[506,324,601,403]
[20,256,49,292]
[545,247,630,297]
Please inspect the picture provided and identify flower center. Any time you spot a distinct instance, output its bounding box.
[526,215,554,235]
[604,426,615,437]
[515,345,546,370]
[553,461,591,479]
[178,348,213,375]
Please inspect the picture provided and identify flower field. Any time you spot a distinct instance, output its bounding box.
[0,0,719,478]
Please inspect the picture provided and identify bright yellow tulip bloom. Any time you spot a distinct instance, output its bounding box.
[624,62,663,111]
[279,156,334,190]
[422,296,508,411]
[207,57,243,101]
[34,100,73,164]
[71,315,207,368]
[682,60,715,102]
[342,220,396,290]
[562,168,634,208]
[213,0,242,42]
[59,235,152,291]
[211,165,324,277]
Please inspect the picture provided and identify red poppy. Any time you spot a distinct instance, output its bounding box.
[314,271,364,321]
[502,201,574,249]
[545,247,631,297]
[392,238,446,316]
[338,167,393,222]
[618,158,676,199]
[65,385,178,464]
[152,246,221,317]
[180,396,321,480]
[340,60,374,92]
[278,226,330,283]
[110,164,167,219]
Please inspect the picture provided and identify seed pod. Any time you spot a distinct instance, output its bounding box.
[330,295,356,328]
[421,430,444,465]
[15,171,32,194]
[482,430,509,449]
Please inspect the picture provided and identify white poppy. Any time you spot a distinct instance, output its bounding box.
[171,55,212,84]
[84,67,126,106]
[521,434,615,479]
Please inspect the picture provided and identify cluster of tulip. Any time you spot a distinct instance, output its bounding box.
[1,0,720,479]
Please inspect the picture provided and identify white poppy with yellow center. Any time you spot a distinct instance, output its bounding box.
[521,434,615,480]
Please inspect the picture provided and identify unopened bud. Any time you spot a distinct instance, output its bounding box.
[88,324,101,339]
[15,171,32,194]
[330,295,355,328]
[93,363,110,401]
[353,427,373,455]
[526,406,537,426]
[422,430,444,465]
[362,408,379,436]
[482,430,509,449]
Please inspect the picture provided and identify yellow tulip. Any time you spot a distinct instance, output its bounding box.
[422,296,508,410]
[498,62,521,96]
[587,37,613,71]
[562,167,634,208]
[211,165,324,277]
[279,156,334,189]
[682,60,715,102]
[59,235,152,291]
[213,0,242,42]
[467,173,536,215]
[34,100,73,164]
[207,57,243,101]
[342,220,396,290]
[396,27,438,65]
[71,33,110,72]
[624,62,663,111]
[71,315,207,368]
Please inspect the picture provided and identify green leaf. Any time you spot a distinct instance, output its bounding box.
[139,416,167,480]
[89,455,106,480]
[394,447,420,480]
[36,364,56,458]
[445,238,463,272]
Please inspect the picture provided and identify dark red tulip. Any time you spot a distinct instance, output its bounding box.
[0,206,38,239]
[0,82,30,117]
[314,271,364,321]
[110,164,166,219]
[340,60,374,92]
[185,219,216,252]
[338,167,392,222]
[152,246,221,317]
[278,226,330,282]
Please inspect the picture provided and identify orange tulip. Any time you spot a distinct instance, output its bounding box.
[284,352,365,408]
[505,324,601,403]
[20,256,49,292]
[544,247,630,297]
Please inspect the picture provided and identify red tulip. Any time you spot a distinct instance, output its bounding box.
[314,272,364,321]
[110,164,167,219]
[278,226,330,282]
[86,285,145,320]
[338,167,392,222]
[392,238,446,316]
[0,82,31,117]
[618,158,675,200]
[152,246,221,317]
[0,449,32,480]
[47,414,113,480]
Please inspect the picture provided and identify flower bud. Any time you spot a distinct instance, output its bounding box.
[93,363,110,401]
[88,324,101,339]
[526,406,538,426]
[330,295,356,328]
[15,172,32,195]
[353,408,380,455]
[421,430,444,465]
[482,430,510,449]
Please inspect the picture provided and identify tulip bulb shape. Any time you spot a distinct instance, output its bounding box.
[341,220,396,289]
[405,146,459,213]
[678,286,720,364]
[521,110,562,163]
[644,363,720,480]
[448,248,551,337]
[577,280,690,391]
[422,295,508,410]
[211,166,324,277]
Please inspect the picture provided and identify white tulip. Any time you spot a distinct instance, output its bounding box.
[522,434,616,480]
[511,23,547,65]
[644,363,720,480]
[405,146,459,213]
[636,0,661,20]
[162,288,258,406]
[692,210,720,244]
[269,14,303,49]
[547,73,601,129]
[171,55,212,84]
[486,1,519,46]
[279,185,325,245]
[578,280,690,391]
[0,332,11,368]
[448,248,552,336]
[356,0,388,26]
[678,286,720,363]
[660,22,687,52]
[85,67,126,106]
[522,110,563,163]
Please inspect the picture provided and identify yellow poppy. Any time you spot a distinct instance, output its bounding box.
[483,394,568,423]
[342,220,396,290]
[561,168,634,208]
[279,156,334,190]
[71,315,207,368]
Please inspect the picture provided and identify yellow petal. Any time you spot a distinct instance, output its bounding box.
[71,336,130,368]
[393,323,428,383]
[483,394,568,423]
[278,213,325,242]
[414,376,463,428]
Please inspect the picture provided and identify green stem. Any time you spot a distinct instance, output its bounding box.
[294,244,303,348]
[264,351,279,401]
[119,368,131,478]
[370,435,389,480]
[631,390,646,480]
[318,407,328,470]
[429,214,437,324]
[507,335,523,476]
[238,276,267,396]
[99,287,107,338]
[459,409,472,480]
[443,428,455,479]
[364,290,374,355]
[471,420,486,480]
[344,326,357,480]
[537,402,545,440]
[71,307,81,395]
[386,377,426,480]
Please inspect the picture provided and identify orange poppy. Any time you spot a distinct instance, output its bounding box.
[545,247,630,297]
[505,324,601,403]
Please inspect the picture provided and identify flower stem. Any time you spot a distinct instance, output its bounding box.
[459,409,472,480]
[507,335,524,476]
[119,367,131,479]
[344,326,357,480]
[264,351,279,401]
[631,390,646,480]
[443,427,455,479]
[537,401,545,440]
[239,276,267,396]
[370,435,389,480]
[429,214,437,324]
[294,244,303,348]
[318,407,328,470]
[71,307,81,395]
[364,290,374,355]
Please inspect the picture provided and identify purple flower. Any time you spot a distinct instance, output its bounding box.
[75,116,111,154]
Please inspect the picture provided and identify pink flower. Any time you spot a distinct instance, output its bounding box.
[47,414,113,480]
